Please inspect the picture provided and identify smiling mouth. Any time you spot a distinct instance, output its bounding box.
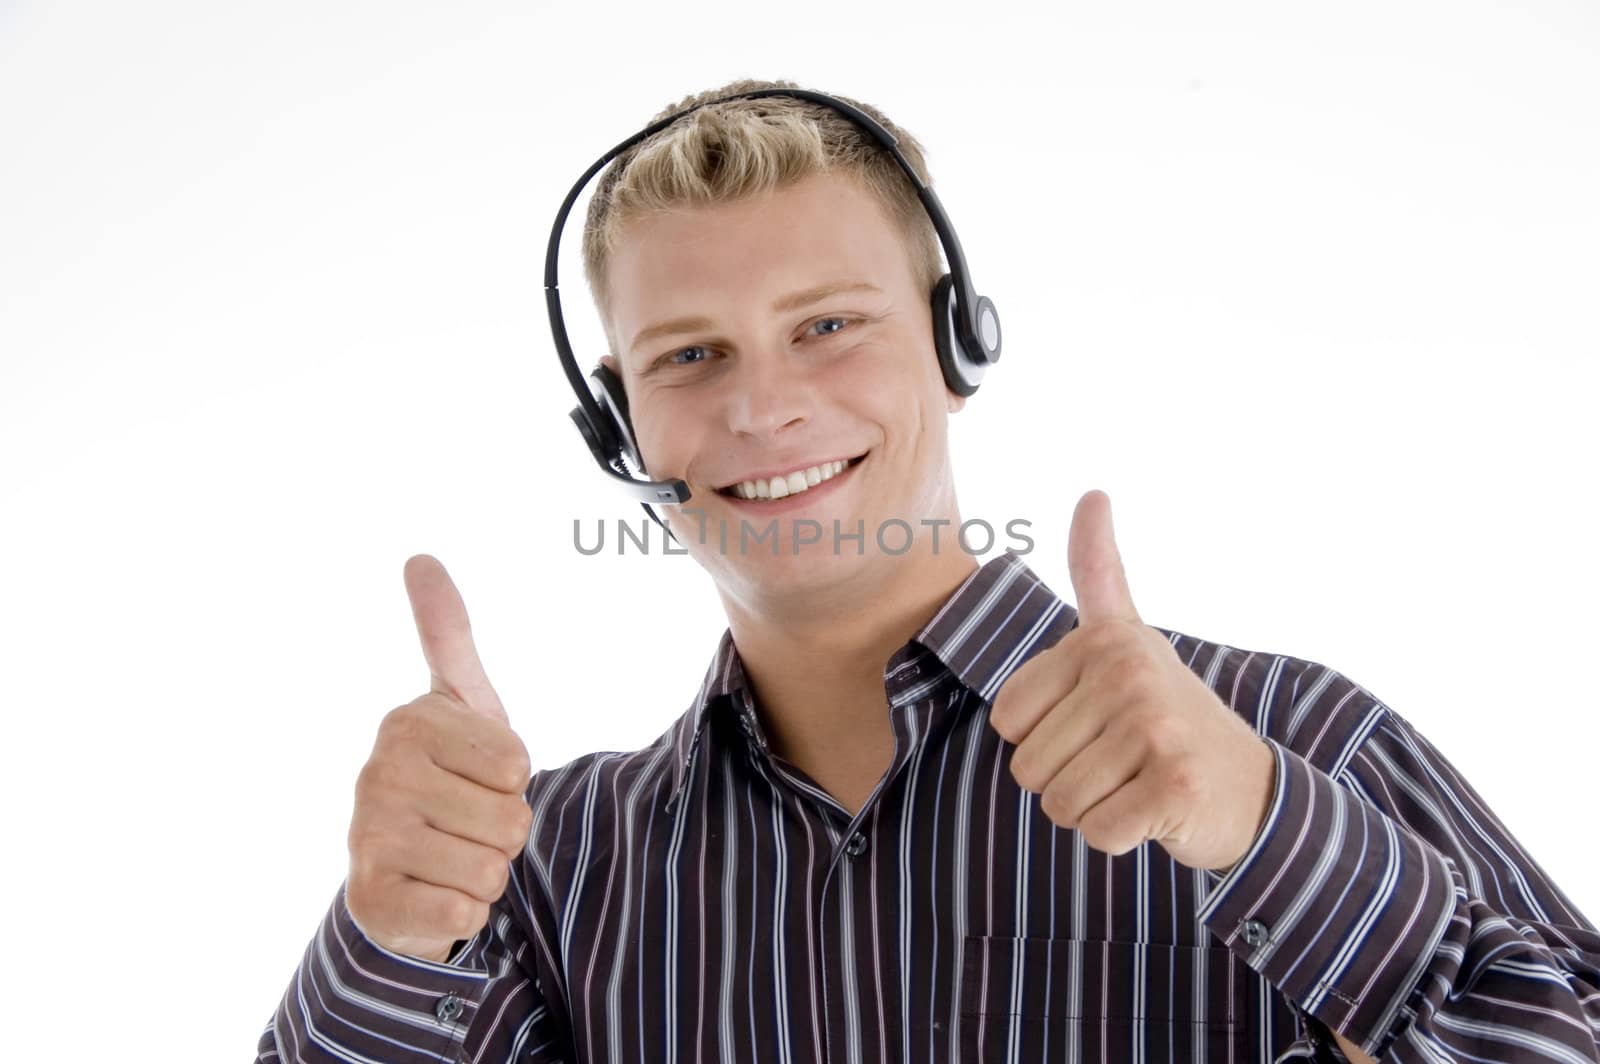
[715,453,868,501]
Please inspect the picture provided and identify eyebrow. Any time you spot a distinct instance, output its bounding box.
[627,280,885,354]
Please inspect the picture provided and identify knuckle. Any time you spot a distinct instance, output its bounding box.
[503,801,534,857]
[430,889,470,934]
[1009,750,1044,793]
[352,761,378,802]
[1104,652,1154,693]
[492,734,533,792]
[508,744,533,788]
[357,756,419,809]
[499,727,532,774]
[989,705,1021,744]
[381,701,426,743]
[1168,758,1203,799]
[357,756,397,796]
[1081,622,1125,656]
[1081,808,1132,856]
[346,816,384,862]
[458,898,491,939]
[349,824,405,879]
[490,756,525,794]
[1039,781,1066,820]
[348,874,403,943]
[1136,711,1184,761]
[439,890,487,938]
[467,851,509,902]
[346,819,372,859]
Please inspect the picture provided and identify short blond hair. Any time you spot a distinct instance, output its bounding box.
[580,78,945,353]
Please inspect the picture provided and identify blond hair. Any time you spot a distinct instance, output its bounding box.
[580,78,945,353]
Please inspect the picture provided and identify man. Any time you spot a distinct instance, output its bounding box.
[258,79,1600,1062]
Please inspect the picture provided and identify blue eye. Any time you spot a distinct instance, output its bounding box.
[669,346,708,365]
[810,317,849,337]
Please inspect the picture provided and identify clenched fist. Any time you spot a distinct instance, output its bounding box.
[344,555,534,963]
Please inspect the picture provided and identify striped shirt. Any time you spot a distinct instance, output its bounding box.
[259,548,1600,1062]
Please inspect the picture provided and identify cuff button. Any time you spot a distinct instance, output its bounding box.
[1241,919,1270,947]
[436,992,465,1023]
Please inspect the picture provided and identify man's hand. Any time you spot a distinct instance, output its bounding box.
[991,494,1379,1061]
[988,490,1276,872]
[343,555,534,963]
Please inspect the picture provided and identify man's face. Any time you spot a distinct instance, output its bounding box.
[603,170,965,600]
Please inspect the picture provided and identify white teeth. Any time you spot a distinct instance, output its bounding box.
[729,458,855,501]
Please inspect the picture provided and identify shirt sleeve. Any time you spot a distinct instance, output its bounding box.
[256,880,574,1063]
[1196,695,1600,1062]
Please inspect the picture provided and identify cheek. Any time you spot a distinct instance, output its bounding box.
[846,334,949,418]
[831,334,933,392]
[631,389,702,469]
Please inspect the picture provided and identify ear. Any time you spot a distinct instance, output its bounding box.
[946,389,967,414]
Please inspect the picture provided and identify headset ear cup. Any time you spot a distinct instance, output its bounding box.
[568,401,616,468]
[930,274,982,397]
[591,363,645,474]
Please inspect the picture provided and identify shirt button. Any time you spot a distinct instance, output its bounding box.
[435,992,464,1023]
[845,833,868,857]
[1241,919,1270,947]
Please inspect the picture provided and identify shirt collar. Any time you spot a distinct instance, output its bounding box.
[664,548,1080,809]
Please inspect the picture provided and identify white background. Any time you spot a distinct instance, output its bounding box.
[2,0,1596,1057]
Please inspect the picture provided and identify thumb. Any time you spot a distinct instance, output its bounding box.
[403,554,508,722]
[1068,490,1141,625]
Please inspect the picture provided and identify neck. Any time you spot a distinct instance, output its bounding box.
[716,534,979,807]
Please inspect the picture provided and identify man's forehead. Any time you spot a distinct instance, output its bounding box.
[610,172,888,262]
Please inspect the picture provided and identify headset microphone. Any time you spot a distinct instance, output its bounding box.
[544,87,1002,526]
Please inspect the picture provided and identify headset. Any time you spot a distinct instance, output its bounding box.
[544,87,1003,527]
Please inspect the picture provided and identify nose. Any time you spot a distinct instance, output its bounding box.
[724,351,811,440]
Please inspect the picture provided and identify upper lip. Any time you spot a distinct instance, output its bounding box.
[713,453,864,492]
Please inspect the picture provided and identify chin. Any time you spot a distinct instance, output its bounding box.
[689,522,870,594]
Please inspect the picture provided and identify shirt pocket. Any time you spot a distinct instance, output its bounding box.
[958,934,1259,1060]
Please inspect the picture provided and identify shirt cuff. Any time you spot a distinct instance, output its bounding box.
[1195,737,1457,1060]
[275,882,492,1061]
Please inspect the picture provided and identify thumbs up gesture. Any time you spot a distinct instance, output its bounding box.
[988,492,1277,872]
[344,555,534,962]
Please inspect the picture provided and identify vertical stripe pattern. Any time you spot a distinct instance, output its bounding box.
[261,550,1600,1063]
